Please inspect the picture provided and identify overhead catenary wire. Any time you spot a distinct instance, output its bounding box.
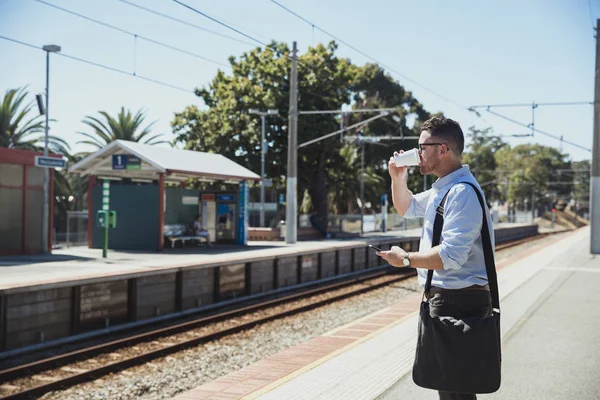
[589,0,596,36]
[267,0,599,155]
[484,109,591,152]
[469,101,596,109]
[33,0,230,68]
[169,0,358,108]
[115,0,256,47]
[169,0,487,140]
[269,0,469,112]
[0,35,195,95]
[171,0,267,47]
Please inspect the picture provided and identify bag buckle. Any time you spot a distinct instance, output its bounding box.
[436,205,445,217]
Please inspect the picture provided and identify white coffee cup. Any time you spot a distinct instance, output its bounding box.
[394,148,421,167]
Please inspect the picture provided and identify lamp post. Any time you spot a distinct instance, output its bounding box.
[249,108,278,227]
[41,44,61,253]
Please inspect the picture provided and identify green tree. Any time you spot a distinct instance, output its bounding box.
[348,63,433,210]
[462,127,507,203]
[329,142,385,214]
[173,42,430,230]
[495,144,571,211]
[78,107,167,153]
[0,87,69,154]
[0,87,80,233]
[571,160,590,215]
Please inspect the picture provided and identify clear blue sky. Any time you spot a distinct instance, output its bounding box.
[0,0,597,161]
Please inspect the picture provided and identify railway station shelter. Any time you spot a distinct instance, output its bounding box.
[70,140,260,252]
[0,148,58,255]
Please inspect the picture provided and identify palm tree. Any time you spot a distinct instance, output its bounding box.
[0,87,70,154]
[1,87,78,237]
[77,107,167,152]
[329,143,385,214]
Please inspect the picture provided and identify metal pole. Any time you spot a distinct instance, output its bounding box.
[340,109,344,143]
[260,114,266,227]
[286,41,298,244]
[531,184,536,223]
[103,214,109,258]
[591,19,600,254]
[531,101,536,138]
[102,180,110,258]
[505,178,510,222]
[360,139,365,234]
[41,50,50,253]
[66,212,70,247]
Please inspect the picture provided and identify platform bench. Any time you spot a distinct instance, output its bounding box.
[163,224,210,248]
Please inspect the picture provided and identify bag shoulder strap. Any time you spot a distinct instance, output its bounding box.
[425,181,500,311]
[424,190,452,294]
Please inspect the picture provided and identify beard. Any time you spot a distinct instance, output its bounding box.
[419,157,440,175]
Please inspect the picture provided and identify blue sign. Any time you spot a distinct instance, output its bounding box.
[113,154,126,170]
[112,154,141,170]
[237,181,249,245]
[217,194,235,202]
[34,156,66,169]
[279,193,284,205]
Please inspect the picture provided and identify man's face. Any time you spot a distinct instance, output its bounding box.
[418,130,443,176]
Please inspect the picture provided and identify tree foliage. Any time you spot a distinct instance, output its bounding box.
[78,107,167,154]
[0,87,69,154]
[172,41,432,229]
[462,127,508,202]
[495,143,572,210]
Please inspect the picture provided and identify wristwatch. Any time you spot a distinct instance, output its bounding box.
[403,253,411,267]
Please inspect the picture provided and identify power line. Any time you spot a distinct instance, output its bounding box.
[470,101,595,109]
[589,0,596,36]
[170,0,479,136]
[0,35,39,51]
[299,108,398,115]
[0,34,194,95]
[169,0,348,107]
[115,0,256,47]
[172,0,267,47]
[34,0,230,68]
[484,109,591,152]
[269,0,469,111]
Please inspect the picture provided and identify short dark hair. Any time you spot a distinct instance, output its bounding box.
[421,116,464,155]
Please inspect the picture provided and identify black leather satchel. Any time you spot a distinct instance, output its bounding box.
[412,181,502,394]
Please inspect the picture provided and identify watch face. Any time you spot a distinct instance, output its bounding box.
[403,257,410,266]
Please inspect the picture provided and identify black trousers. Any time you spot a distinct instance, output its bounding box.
[427,289,493,400]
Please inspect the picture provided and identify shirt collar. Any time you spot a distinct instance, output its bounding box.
[431,165,471,191]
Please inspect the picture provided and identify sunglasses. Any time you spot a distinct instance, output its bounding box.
[418,143,449,152]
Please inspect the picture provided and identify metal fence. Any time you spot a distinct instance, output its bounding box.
[299,213,424,234]
[54,211,88,247]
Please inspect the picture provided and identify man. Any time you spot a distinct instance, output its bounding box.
[376,116,494,400]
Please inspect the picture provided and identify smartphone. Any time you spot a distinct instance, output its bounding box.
[368,244,383,252]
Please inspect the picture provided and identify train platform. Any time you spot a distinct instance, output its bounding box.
[0,223,530,292]
[171,226,597,400]
[0,228,420,292]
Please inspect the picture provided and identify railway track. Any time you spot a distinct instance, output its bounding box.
[0,232,556,399]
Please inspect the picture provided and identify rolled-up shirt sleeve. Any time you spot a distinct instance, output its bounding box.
[438,185,482,270]
[403,189,432,219]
